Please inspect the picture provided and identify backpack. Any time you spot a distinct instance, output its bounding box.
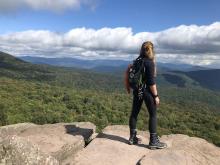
[124,57,146,94]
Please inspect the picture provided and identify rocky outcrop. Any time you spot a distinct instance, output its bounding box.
[73,125,220,165]
[0,122,96,164]
[0,123,220,165]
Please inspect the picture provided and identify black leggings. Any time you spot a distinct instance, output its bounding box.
[129,89,157,133]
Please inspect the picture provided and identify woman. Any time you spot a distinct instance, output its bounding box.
[128,41,167,149]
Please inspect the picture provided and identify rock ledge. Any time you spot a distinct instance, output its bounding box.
[1,123,220,165]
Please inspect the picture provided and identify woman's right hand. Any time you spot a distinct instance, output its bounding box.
[155,96,160,106]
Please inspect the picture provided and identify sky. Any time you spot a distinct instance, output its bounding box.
[0,0,220,67]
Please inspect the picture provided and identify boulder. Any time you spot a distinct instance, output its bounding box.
[0,135,59,165]
[73,125,220,165]
[0,122,96,164]
[19,122,96,163]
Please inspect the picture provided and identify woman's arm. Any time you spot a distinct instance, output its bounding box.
[149,84,158,96]
[150,84,160,106]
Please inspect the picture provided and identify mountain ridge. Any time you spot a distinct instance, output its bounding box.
[19,55,213,72]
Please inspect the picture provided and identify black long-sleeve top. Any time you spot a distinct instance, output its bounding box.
[144,59,156,86]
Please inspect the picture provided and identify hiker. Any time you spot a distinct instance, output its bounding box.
[125,41,167,149]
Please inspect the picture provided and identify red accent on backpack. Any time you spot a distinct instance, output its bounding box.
[124,64,132,94]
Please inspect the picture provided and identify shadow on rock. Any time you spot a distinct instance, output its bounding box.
[96,132,128,144]
[64,124,94,142]
[96,132,149,149]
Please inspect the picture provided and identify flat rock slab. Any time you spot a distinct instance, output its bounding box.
[73,125,220,165]
[73,125,150,165]
[139,134,220,165]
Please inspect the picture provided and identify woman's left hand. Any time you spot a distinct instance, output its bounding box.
[155,97,160,106]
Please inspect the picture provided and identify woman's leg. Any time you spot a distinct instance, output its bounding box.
[128,90,143,145]
[143,91,167,149]
[129,91,143,130]
[143,91,157,133]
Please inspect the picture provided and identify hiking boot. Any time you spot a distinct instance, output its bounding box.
[128,129,141,145]
[149,133,167,149]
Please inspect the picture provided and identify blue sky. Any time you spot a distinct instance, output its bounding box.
[0,0,220,67]
[0,0,219,33]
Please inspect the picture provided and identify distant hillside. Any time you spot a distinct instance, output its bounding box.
[181,69,220,90]
[0,52,123,92]
[158,62,210,72]
[0,51,60,82]
[0,51,28,67]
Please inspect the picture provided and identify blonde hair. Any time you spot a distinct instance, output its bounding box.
[140,41,155,59]
[139,41,157,77]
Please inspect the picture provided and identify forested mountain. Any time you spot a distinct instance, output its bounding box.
[180,69,220,90]
[0,51,220,146]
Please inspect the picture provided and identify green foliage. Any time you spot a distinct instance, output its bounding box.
[0,77,220,146]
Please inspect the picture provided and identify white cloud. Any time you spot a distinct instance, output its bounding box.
[0,0,97,13]
[0,22,220,66]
